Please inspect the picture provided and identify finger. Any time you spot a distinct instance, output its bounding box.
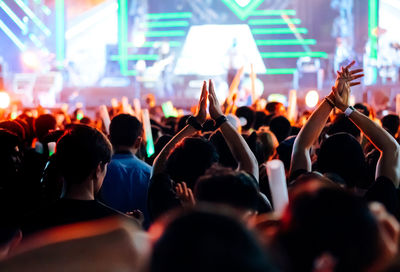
[182,182,189,198]
[349,69,363,75]
[345,60,356,70]
[200,81,207,102]
[176,183,183,195]
[350,74,364,80]
[188,189,195,205]
[349,82,361,86]
[209,79,216,98]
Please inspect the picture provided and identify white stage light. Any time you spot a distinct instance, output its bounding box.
[21,51,39,70]
[0,92,10,109]
[235,0,251,7]
[267,94,287,106]
[305,90,319,108]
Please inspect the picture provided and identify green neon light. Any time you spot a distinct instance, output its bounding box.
[55,0,65,69]
[145,30,186,37]
[265,68,297,75]
[125,70,137,76]
[221,0,265,20]
[252,28,308,34]
[0,19,26,51]
[41,5,51,16]
[146,12,192,20]
[251,10,296,16]
[368,0,378,60]
[14,0,51,36]
[125,41,182,48]
[0,0,27,33]
[118,0,129,75]
[261,52,328,58]
[29,33,43,48]
[141,21,189,28]
[248,18,301,25]
[256,39,316,46]
[111,55,159,61]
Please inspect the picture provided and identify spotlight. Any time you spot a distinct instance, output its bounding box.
[235,0,251,7]
[305,90,319,108]
[267,94,287,105]
[0,91,10,109]
[21,51,39,70]
[132,32,146,48]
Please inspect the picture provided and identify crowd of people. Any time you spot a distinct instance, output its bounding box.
[0,61,400,271]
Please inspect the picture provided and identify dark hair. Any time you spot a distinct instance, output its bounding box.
[265,102,285,115]
[328,113,360,139]
[0,121,25,142]
[381,114,400,137]
[35,114,57,143]
[56,124,112,184]
[195,166,259,211]
[209,131,238,169]
[277,188,379,272]
[235,106,255,131]
[316,133,368,188]
[166,137,219,189]
[151,209,275,272]
[109,114,143,147]
[253,111,268,130]
[269,116,291,143]
[354,103,370,117]
[276,135,296,171]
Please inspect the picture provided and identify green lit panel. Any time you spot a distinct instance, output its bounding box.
[250,10,296,16]
[125,41,182,48]
[118,0,128,74]
[256,39,316,46]
[221,0,266,21]
[125,70,138,76]
[141,21,189,28]
[368,0,378,59]
[145,30,186,37]
[248,18,301,25]
[111,55,159,61]
[261,52,328,58]
[146,12,192,20]
[265,68,297,75]
[252,28,308,34]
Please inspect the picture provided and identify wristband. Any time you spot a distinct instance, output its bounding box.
[344,106,355,117]
[214,115,228,129]
[325,96,335,108]
[186,116,203,130]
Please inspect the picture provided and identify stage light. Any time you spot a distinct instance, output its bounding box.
[0,92,10,109]
[21,51,40,70]
[132,32,146,47]
[268,94,287,105]
[235,0,251,7]
[305,90,319,108]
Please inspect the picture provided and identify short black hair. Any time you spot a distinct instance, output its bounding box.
[269,116,291,143]
[235,106,255,131]
[354,103,370,117]
[109,114,143,147]
[195,166,259,211]
[166,137,219,189]
[381,114,400,137]
[328,113,360,139]
[151,209,275,272]
[35,114,57,142]
[56,124,112,184]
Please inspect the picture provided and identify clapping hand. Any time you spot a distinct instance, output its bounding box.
[195,81,208,125]
[208,79,224,120]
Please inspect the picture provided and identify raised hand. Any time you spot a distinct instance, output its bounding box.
[175,182,195,208]
[195,81,208,124]
[208,79,224,120]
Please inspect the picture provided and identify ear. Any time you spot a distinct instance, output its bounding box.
[134,137,142,149]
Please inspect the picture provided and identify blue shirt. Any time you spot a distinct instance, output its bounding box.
[100,153,152,225]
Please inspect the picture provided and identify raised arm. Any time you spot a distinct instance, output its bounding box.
[208,80,259,181]
[333,81,400,187]
[290,61,363,175]
[152,82,208,176]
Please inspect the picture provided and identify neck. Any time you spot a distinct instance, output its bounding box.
[113,145,136,155]
[62,180,95,201]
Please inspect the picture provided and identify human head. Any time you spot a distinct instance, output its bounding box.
[56,125,111,193]
[166,137,219,189]
[235,106,255,132]
[328,113,361,140]
[209,131,238,169]
[257,126,279,163]
[109,114,143,150]
[316,133,368,188]
[277,187,379,272]
[276,135,296,172]
[269,116,291,143]
[354,103,370,117]
[150,208,275,272]
[0,121,25,142]
[381,114,400,137]
[265,102,286,116]
[194,166,259,213]
[35,114,57,143]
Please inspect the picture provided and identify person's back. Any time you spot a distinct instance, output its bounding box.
[100,114,151,225]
